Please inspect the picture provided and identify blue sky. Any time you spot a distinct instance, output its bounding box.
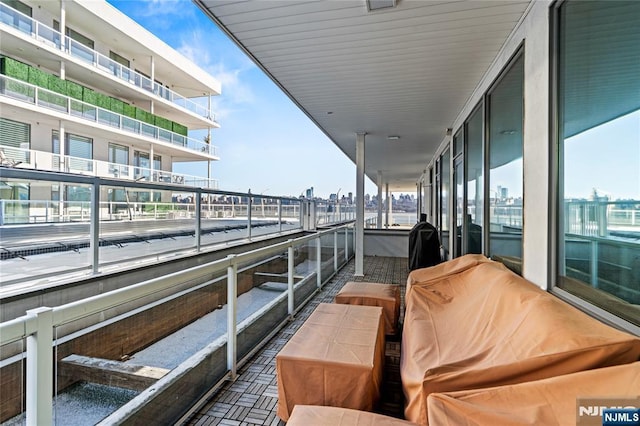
[108,0,377,199]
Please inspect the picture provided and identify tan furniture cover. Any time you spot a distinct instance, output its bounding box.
[405,253,496,298]
[428,362,640,425]
[287,405,418,426]
[335,281,401,334]
[276,303,385,421]
[401,255,640,425]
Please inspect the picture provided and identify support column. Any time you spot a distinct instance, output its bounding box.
[58,121,66,221]
[385,182,390,228]
[355,132,366,277]
[287,244,295,316]
[90,179,99,273]
[59,0,66,57]
[149,56,155,113]
[149,144,154,181]
[227,258,238,379]
[377,171,383,229]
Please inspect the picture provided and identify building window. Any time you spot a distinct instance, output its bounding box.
[465,104,484,254]
[487,53,524,262]
[108,143,129,177]
[109,51,130,68]
[52,131,93,173]
[555,0,640,326]
[0,118,30,164]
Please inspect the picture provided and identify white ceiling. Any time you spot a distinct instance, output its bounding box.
[195,0,532,191]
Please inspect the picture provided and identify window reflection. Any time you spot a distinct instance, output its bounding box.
[466,106,484,254]
[488,55,524,261]
[556,0,640,326]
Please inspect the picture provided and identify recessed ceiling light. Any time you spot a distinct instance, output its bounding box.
[387,135,400,140]
[366,0,396,12]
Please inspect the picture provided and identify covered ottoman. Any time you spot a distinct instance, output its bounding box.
[335,281,401,335]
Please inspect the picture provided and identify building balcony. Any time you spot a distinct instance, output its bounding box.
[0,144,219,190]
[0,75,220,160]
[0,2,219,129]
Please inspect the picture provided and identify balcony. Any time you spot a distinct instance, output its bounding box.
[0,145,219,190]
[0,75,220,159]
[0,2,218,126]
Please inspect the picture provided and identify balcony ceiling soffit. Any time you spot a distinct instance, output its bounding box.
[197,0,531,191]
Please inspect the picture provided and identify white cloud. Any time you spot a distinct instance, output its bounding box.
[138,0,187,17]
[176,30,257,120]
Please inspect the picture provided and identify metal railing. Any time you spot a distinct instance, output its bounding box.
[315,202,356,225]
[0,168,352,286]
[0,2,217,122]
[0,75,219,157]
[0,223,353,425]
[0,145,219,191]
[0,199,301,224]
[564,200,640,237]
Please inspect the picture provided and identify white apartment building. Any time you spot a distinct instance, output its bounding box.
[0,0,221,211]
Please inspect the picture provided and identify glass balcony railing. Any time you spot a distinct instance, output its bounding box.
[0,145,219,189]
[0,3,217,122]
[0,75,219,157]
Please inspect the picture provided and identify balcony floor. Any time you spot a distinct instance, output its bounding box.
[185,255,409,426]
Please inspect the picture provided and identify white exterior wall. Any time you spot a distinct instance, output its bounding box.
[431,1,552,290]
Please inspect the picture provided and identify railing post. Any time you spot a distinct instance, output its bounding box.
[195,193,202,252]
[247,196,252,239]
[334,230,338,272]
[288,242,295,316]
[26,307,53,426]
[345,227,349,261]
[227,256,238,379]
[590,240,599,288]
[90,179,99,274]
[278,199,283,233]
[316,236,322,288]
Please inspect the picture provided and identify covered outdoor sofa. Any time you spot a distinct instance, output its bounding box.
[401,254,640,425]
[427,361,640,425]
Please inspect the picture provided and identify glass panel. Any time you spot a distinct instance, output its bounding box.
[0,179,92,283]
[108,143,129,177]
[466,106,484,254]
[556,0,640,326]
[454,159,464,257]
[488,55,524,261]
[453,128,463,157]
[0,0,32,33]
[134,151,150,180]
[38,89,68,112]
[67,133,93,172]
[439,149,450,257]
